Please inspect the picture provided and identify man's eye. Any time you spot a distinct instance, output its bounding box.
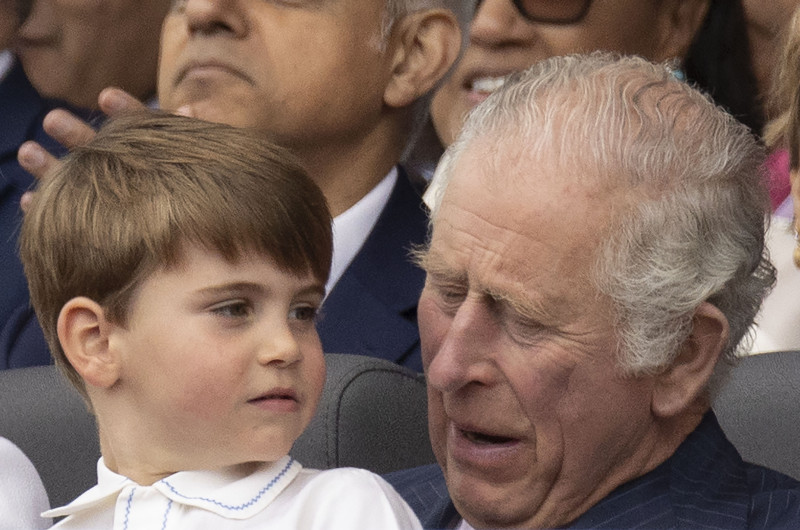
[434,283,467,308]
[289,305,319,322]
[210,301,251,318]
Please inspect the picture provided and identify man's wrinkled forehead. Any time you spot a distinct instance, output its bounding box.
[462,127,625,190]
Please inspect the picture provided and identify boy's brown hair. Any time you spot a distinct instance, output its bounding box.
[20,112,332,398]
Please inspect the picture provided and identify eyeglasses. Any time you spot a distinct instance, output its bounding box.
[476,0,593,25]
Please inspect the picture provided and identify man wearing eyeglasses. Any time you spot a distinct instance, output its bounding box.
[405,0,710,179]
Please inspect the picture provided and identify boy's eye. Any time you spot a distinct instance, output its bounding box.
[289,305,319,322]
[210,300,252,319]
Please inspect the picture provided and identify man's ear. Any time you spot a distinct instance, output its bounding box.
[652,0,710,62]
[383,9,462,109]
[651,302,728,418]
[58,297,121,389]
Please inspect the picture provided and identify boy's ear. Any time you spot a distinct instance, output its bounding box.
[651,302,728,418]
[58,297,121,389]
[383,9,462,109]
[652,0,710,62]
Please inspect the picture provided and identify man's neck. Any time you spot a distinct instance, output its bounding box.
[295,114,408,217]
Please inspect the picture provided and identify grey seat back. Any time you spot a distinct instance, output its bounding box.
[713,350,800,480]
[0,365,98,509]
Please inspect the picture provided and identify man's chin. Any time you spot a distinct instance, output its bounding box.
[453,495,534,530]
[448,475,538,529]
[165,100,259,129]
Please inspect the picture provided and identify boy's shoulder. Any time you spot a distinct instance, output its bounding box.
[282,466,422,528]
[292,465,408,502]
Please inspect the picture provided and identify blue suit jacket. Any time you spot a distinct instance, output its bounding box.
[386,412,800,529]
[0,60,58,328]
[0,61,69,370]
[317,167,428,372]
[0,60,91,369]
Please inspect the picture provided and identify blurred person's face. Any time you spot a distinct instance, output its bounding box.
[0,0,21,50]
[158,0,396,154]
[17,0,170,108]
[431,0,706,145]
[741,0,800,114]
[742,0,800,34]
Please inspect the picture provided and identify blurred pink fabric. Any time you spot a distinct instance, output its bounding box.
[766,148,791,211]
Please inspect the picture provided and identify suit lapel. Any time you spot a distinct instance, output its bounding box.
[318,167,428,370]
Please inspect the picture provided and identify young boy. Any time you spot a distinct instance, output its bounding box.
[20,112,422,529]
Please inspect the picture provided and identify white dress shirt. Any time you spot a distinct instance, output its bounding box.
[326,167,397,295]
[456,518,474,530]
[0,437,52,529]
[0,50,14,83]
[45,456,421,529]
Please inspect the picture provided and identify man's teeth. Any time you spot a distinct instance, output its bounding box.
[471,76,508,94]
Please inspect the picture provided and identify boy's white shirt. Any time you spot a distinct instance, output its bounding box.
[45,456,421,529]
[0,437,52,530]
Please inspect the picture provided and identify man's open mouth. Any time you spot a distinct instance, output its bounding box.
[461,428,515,445]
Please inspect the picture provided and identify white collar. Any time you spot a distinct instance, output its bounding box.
[0,51,14,84]
[326,166,398,295]
[44,456,301,520]
[456,518,476,530]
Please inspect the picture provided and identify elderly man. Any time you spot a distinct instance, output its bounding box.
[387,53,800,528]
[8,0,474,370]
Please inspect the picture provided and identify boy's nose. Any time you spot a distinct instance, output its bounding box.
[257,323,302,367]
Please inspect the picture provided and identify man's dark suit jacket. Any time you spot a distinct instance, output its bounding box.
[386,412,800,529]
[0,60,68,369]
[317,167,428,372]
[1,165,428,371]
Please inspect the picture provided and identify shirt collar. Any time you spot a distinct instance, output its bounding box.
[326,166,398,295]
[44,456,301,520]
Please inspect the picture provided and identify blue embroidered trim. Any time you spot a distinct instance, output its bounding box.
[161,499,173,530]
[123,488,136,530]
[160,458,295,512]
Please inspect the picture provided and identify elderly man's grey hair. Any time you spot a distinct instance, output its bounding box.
[429,52,776,377]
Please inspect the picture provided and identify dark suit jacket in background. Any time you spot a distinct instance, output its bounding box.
[0,61,61,329]
[1,61,70,369]
[386,412,800,529]
[0,61,91,369]
[318,167,428,372]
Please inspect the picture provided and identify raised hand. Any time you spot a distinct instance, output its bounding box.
[18,87,148,210]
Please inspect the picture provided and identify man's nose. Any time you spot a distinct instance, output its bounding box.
[425,296,500,393]
[470,0,534,48]
[182,0,247,38]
